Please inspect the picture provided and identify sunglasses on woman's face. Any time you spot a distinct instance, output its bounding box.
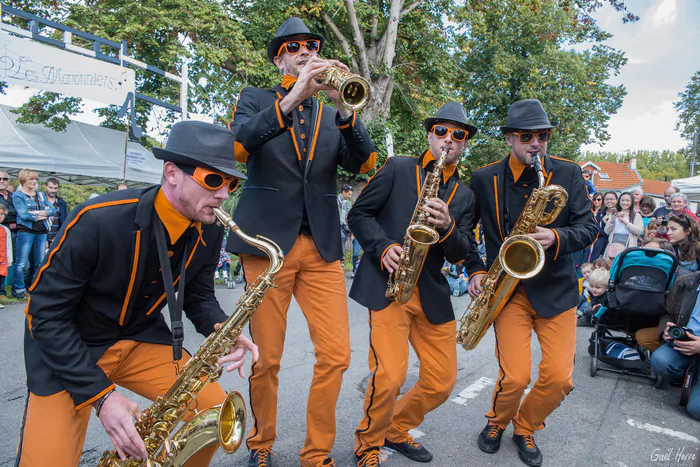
[431,125,468,142]
[594,198,602,202]
[512,131,552,144]
[277,39,321,57]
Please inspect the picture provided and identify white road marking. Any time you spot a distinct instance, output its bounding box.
[451,377,495,405]
[409,428,425,439]
[617,462,630,467]
[524,387,531,395]
[626,419,700,444]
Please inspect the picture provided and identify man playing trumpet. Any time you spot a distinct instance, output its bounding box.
[349,102,480,466]
[227,16,376,467]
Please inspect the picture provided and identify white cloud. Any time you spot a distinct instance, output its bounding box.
[650,0,678,28]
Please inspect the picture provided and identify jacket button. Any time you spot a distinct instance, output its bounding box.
[298,105,304,111]
[300,119,305,124]
[301,134,306,139]
[524,194,529,199]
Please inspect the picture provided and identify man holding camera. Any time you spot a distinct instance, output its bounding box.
[651,271,700,420]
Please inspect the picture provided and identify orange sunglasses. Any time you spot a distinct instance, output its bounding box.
[431,124,468,142]
[180,165,239,192]
[276,39,321,57]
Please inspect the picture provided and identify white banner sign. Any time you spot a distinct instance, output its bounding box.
[0,31,135,105]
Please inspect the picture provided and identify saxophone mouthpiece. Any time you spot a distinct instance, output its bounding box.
[532,152,542,172]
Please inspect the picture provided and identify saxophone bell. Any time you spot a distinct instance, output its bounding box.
[316,65,371,111]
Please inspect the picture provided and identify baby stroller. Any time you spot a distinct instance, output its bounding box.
[589,247,678,387]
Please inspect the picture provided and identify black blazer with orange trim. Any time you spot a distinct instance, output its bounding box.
[464,154,598,318]
[348,153,480,324]
[226,85,376,262]
[23,186,227,409]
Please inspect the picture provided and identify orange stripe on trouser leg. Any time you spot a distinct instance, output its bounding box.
[354,298,413,456]
[16,391,91,467]
[293,235,351,466]
[512,304,575,435]
[354,288,457,454]
[487,289,575,435]
[386,292,457,442]
[242,238,300,452]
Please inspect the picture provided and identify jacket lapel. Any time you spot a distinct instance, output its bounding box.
[493,158,508,241]
[120,186,159,325]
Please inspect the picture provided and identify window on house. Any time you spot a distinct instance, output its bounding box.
[598,173,610,180]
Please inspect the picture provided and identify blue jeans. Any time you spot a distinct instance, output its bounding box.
[352,238,361,273]
[12,231,47,295]
[651,343,700,420]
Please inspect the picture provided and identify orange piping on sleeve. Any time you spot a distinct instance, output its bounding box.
[415,166,421,198]
[438,217,456,244]
[274,98,286,128]
[446,184,458,206]
[359,151,377,175]
[550,228,561,260]
[75,384,116,411]
[24,297,33,338]
[469,270,488,280]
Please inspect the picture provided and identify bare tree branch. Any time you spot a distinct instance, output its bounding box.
[400,0,423,17]
[343,0,371,78]
[382,0,404,68]
[321,11,359,72]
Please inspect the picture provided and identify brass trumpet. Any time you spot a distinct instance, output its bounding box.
[316,65,372,111]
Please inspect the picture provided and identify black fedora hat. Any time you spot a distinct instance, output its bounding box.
[267,17,326,64]
[152,121,246,180]
[423,102,478,140]
[500,99,559,133]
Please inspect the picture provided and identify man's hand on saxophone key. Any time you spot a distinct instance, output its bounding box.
[95,391,147,461]
[382,245,404,274]
[425,198,451,231]
[468,274,485,298]
[527,226,556,250]
[214,330,259,378]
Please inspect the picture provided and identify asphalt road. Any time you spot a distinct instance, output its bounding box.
[0,278,698,467]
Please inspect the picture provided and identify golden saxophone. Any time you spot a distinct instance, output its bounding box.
[457,153,568,350]
[316,65,371,111]
[386,148,447,303]
[97,207,284,467]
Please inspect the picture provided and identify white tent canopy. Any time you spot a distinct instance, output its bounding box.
[672,175,700,202]
[0,104,162,187]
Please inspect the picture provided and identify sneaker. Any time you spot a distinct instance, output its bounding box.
[384,435,433,462]
[512,434,543,467]
[13,292,27,300]
[215,271,220,280]
[477,424,505,454]
[0,303,4,309]
[248,448,273,467]
[318,458,336,467]
[356,448,382,467]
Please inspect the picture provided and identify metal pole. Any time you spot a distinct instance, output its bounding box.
[180,61,188,121]
[692,130,698,177]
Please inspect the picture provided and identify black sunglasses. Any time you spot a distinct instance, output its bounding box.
[0,177,8,181]
[432,125,468,142]
[512,131,552,144]
[277,40,321,56]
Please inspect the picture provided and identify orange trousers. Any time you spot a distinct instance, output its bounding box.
[354,288,457,456]
[635,327,663,352]
[241,235,350,467]
[15,341,227,467]
[487,288,576,435]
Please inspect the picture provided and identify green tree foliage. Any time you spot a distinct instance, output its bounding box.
[582,150,690,182]
[453,0,630,174]
[674,71,700,144]
[11,92,82,131]
[59,185,111,211]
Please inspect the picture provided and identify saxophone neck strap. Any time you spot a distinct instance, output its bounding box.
[154,216,192,361]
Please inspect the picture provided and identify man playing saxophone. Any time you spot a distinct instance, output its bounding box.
[15,122,258,466]
[226,16,376,467]
[349,102,480,467]
[464,100,597,467]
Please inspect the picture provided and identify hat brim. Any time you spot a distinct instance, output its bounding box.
[500,122,559,134]
[153,148,247,180]
[268,33,326,63]
[424,118,478,140]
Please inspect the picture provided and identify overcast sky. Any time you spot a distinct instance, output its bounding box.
[1,0,698,154]
[581,0,699,154]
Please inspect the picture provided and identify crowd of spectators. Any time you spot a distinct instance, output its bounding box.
[577,183,700,421]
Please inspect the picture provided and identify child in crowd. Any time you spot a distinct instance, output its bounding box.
[0,206,12,307]
[578,262,593,306]
[578,268,610,327]
[215,234,231,281]
[593,258,611,271]
[644,238,674,253]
